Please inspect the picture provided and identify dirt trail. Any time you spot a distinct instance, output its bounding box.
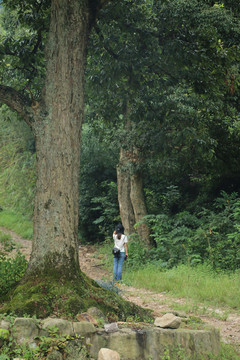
[1,227,240,353]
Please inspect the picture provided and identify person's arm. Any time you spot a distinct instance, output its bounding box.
[124,243,128,257]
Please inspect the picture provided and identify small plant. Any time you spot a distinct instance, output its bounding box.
[0,230,28,298]
[0,325,90,360]
[36,327,89,359]
[0,231,16,259]
[0,252,28,298]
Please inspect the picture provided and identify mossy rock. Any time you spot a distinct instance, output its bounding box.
[0,328,9,340]
[0,271,153,323]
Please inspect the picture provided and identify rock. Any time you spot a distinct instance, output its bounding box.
[41,318,74,336]
[104,323,119,333]
[73,321,96,335]
[89,327,220,359]
[98,348,120,360]
[0,320,10,330]
[154,313,181,329]
[76,312,98,326]
[13,318,39,344]
[87,307,108,324]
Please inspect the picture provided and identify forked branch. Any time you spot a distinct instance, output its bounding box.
[0,85,34,128]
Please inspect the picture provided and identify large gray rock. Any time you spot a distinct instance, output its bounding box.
[90,328,146,359]
[13,318,39,344]
[154,313,181,329]
[1,315,220,360]
[90,327,220,359]
[41,318,74,336]
[98,348,120,360]
[146,328,220,360]
[104,323,118,333]
[73,321,96,335]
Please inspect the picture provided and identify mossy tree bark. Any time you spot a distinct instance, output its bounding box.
[0,0,105,279]
[117,148,136,236]
[28,0,92,278]
[130,171,151,246]
[116,102,151,246]
[117,147,151,247]
[0,0,154,321]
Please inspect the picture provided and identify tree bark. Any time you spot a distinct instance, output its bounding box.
[130,172,151,246]
[0,0,155,321]
[117,148,135,235]
[24,0,94,278]
[116,98,150,244]
[0,85,33,127]
[117,147,151,246]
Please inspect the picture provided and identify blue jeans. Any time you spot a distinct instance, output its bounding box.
[113,252,125,281]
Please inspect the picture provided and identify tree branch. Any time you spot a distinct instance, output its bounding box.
[0,85,34,128]
[94,24,119,59]
[32,29,43,55]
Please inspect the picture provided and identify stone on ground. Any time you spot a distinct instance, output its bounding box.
[154,313,181,329]
[98,348,120,360]
[104,323,119,333]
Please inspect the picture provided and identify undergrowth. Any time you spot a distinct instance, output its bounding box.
[0,209,32,239]
[124,263,240,311]
[0,230,28,298]
[97,241,240,312]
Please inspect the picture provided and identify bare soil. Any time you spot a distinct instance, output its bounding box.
[1,227,239,353]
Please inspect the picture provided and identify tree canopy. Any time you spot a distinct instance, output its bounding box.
[0,0,240,317]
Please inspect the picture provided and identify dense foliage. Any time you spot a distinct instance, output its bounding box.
[127,191,240,271]
[0,0,240,271]
[0,230,28,298]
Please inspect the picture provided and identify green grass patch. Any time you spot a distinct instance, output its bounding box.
[210,343,240,360]
[0,209,33,239]
[124,263,240,311]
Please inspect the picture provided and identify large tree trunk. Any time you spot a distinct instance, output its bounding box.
[117,147,151,246]
[117,148,135,235]
[0,0,153,321]
[130,172,151,246]
[27,0,92,278]
[116,99,150,244]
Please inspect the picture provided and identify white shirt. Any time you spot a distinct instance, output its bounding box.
[113,234,128,252]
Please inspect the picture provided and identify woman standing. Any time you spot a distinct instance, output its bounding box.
[113,224,128,282]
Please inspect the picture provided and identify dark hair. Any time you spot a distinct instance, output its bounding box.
[115,223,124,234]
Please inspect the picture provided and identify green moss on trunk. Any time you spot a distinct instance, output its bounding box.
[0,271,153,322]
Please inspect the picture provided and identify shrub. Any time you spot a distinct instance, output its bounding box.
[0,232,28,298]
[133,191,240,271]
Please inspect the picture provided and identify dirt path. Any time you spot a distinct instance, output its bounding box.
[1,227,239,353]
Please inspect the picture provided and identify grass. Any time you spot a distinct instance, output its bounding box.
[97,240,240,312]
[97,240,240,311]
[124,263,240,311]
[0,209,33,239]
[210,343,240,360]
